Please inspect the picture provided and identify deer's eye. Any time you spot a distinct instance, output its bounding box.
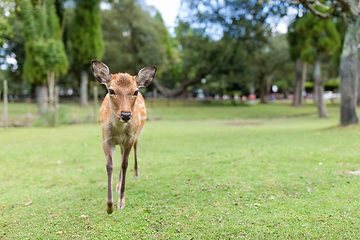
[134,90,139,96]
[109,89,115,95]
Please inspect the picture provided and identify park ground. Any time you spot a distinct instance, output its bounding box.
[1,101,360,239]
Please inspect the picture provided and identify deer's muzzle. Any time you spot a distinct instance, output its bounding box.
[120,111,131,122]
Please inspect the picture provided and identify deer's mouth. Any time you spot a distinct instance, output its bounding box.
[119,118,131,123]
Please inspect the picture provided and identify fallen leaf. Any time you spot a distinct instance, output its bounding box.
[254,203,261,206]
[80,214,86,218]
[25,201,33,206]
[176,228,181,233]
[56,231,63,234]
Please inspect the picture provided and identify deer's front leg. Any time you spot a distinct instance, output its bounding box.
[103,142,115,214]
[134,140,139,178]
[116,147,124,193]
[117,146,131,210]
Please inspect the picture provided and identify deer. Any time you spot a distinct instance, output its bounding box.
[91,60,157,214]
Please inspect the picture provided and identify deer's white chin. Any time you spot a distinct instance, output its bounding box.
[119,118,131,123]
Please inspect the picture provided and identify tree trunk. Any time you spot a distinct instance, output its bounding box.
[36,84,48,114]
[313,59,329,118]
[80,69,89,107]
[3,80,8,129]
[249,81,255,95]
[47,71,56,127]
[357,47,360,106]
[47,71,55,112]
[340,18,360,125]
[266,76,271,100]
[293,58,302,106]
[299,62,307,105]
[259,75,266,104]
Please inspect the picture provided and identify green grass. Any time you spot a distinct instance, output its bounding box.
[0,102,97,126]
[1,104,360,239]
[0,100,339,125]
[147,103,323,120]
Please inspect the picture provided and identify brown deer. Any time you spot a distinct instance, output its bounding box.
[91,60,157,214]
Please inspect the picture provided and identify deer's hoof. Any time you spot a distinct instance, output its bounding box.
[106,202,114,214]
[117,204,125,210]
[134,175,139,179]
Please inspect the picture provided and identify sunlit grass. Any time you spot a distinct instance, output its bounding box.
[1,104,360,238]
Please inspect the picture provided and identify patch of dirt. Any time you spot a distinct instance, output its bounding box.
[224,122,262,126]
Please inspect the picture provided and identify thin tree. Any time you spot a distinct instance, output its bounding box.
[71,0,104,107]
[20,0,68,116]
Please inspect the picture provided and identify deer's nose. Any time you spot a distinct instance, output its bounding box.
[120,111,131,122]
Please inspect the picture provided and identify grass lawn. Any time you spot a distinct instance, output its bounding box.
[0,100,339,125]
[1,104,360,238]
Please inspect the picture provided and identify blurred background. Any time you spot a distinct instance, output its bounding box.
[0,0,359,127]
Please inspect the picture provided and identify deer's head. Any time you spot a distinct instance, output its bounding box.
[91,60,157,122]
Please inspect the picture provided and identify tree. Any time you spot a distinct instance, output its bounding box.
[294,11,341,118]
[71,0,104,106]
[101,1,167,75]
[288,17,308,106]
[100,0,172,99]
[153,20,216,98]
[20,0,68,115]
[243,34,292,103]
[154,19,250,98]
[281,0,360,125]
[167,0,288,99]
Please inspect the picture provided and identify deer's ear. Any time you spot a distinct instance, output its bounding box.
[136,66,157,87]
[91,60,112,85]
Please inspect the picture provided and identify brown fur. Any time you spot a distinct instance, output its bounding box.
[114,73,132,87]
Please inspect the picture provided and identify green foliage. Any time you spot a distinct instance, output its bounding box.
[176,0,294,96]
[305,81,314,88]
[1,13,26,95]
[169,20,250,93]
[294,12,341,64]
[287,20,299,61]
[0,0,16,47]
[181,0,284,48]
[71,0,104,68]
[331,19,346,68]
[20,0,69,84]
[243,34,293,96]
[174,20,213,78]
[324,78,340,88]
[100,0,167,77]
